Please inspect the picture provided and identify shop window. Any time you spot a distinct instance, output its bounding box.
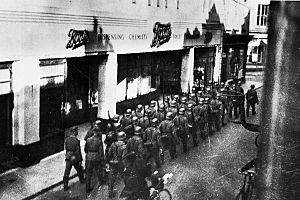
[257,4,269,26]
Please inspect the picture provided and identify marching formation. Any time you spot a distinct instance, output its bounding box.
[62,81,259,199]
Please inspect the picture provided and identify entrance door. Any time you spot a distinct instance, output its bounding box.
[0,93,13,162]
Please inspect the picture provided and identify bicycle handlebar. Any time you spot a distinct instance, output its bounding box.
[239,170,256,176]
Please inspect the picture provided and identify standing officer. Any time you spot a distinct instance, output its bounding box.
[106,131,127,198]
[143,118,161,168]
[63,126,84,191]
[84,128,105,193]
[185,104,198,147]
[84,120,102,141]
[246,84,259,117]
[209,94,222,132]
[173,108,189,153]
[154,104,166,123]
[158,112,179,160]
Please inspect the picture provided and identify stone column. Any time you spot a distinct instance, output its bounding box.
[12,57,40,146]
[181,48,194,93]
[214,45,222,83]
[98,53,117,119]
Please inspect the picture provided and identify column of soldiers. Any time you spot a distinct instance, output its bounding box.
[62,80,246,198]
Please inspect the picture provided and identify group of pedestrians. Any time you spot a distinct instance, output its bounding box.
[62,80,259,199]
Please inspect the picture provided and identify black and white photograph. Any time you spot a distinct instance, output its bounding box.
[0,0,299,199]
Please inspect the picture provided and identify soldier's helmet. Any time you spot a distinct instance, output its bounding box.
[174,95,179,101]
[126,109,132,116]
[238,81,242,86]
[152,118,159,126]
[197,91,203,96]
[204,97,210,104]
[132,116,138,123]
[95,120,102,127]
[166,112,173,120]
[117,131,127,141]
[171,100,177,107]
[113,115,120,122]
[147,108,154,115]
[187,103,193,110]
[159,104,165,111]
[150,100,156,107]
[189,93,195,98]
[114,122,121,130]
[137,104,143,111]
[199,98,205,105]
[206,87,211,92]
[164,96,170,103]
[181,97,187,104]
[179,108,185,115]
[134,126,142,135]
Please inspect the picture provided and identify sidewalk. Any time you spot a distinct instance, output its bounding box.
[0,78,264,200]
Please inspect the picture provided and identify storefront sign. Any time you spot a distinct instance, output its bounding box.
[66,29,89,50]
[150,22,172,48]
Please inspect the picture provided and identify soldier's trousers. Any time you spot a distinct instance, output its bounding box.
[188,126,198,146]
[108,162,124,193]
[63,160,84,183]
[165,141,176,159]
[246,102,256,116]
[198,122,207,139]
[178,133,188,153]
[85,160,104,190]
[212,113,221,131]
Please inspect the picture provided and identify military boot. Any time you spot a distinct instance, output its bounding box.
[63,177,70,191]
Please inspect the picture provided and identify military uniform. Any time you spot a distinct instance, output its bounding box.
[194,102,208,139]
[167,105,178,119]
[137,116,151,131]
[143,124,161,168]
[246,86,259,116]
[158,117,178,159]
[124,134,144,159]
[154,110,165,123]
[84,134,105,192]
[63,127,84,191]
[173,111,189,153]
[185,106,198,146]
[209,98,222,131]
[106,139,126,197]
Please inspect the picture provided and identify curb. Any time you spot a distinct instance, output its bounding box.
[22,172,82,200]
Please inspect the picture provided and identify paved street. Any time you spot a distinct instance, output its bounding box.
[33,88,263,200]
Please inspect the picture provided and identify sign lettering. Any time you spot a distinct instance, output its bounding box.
[150,22,172,48]
[66,29,89,50]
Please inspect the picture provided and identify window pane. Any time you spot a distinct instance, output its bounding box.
[257,16,260,26]
[257,4,261,15]
[263,16,267,26]
[261,16,264,26]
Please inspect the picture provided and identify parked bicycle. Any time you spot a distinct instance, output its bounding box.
[149,171,173,200]
[235,170,255,200]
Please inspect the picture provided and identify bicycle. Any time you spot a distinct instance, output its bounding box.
[235,170,255,200]
[149,171,173,200]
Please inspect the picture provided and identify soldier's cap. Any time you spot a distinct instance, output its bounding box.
[117,131,126,141]
[137,104,143,110]
[159,104,165,110]
[126,108,132,114]
[199,98,205,102]
[70,126,78,132]
[189,93,195,97]
[152,118,159,125]
[207,87,211,91]
[171,100,177,106]
[166,112,173,119]
[174,95,179,99]
[150,100,156,106]
[95,120,101,126]
[179,108,185,114]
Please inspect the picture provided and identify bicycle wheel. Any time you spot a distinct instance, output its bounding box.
[157,189,172,200]
[235,190,243,200]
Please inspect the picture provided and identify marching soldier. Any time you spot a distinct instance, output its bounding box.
[84,120,102,141]
[104,123,118,156]
[84,128,105,193]
[236,81,245,120]
[133,104,144,119]
[167,100,178,119]
[219,89,229,126]
[124,126,145,161]
[187,93,197,106]
[158,112,179,160]
[147,100,157,116]
[246,84,259,117]
[185,104,198,147]
[143,118,161,168]
[138,110,151,131]
[173,108,189,153]
[179,97,188,110]
[154,103,166,123]
[63,126,84,191]
[120,109,134,137]
[106,131,127,198]
[164,96,171,110]
[194,98,208,139]
[209,94,222,132]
